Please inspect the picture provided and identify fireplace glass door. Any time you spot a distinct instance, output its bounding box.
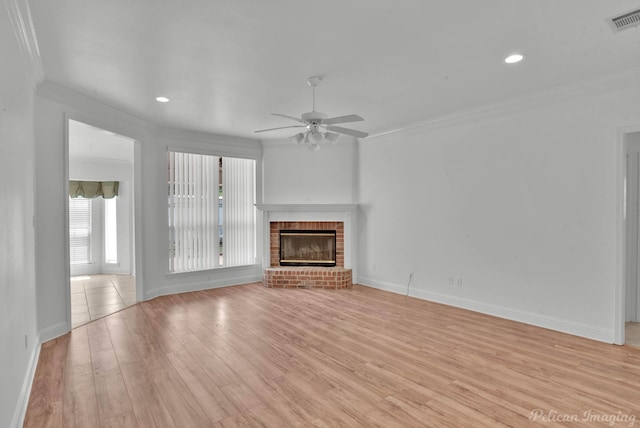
[279,230,336,267]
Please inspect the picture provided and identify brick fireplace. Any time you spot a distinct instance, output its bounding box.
[256,205,357,289]
[270,222,344,267]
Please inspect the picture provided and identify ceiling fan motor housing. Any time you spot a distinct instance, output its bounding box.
[301,111,327,122]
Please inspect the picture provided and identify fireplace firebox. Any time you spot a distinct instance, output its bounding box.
[279,230,337,267]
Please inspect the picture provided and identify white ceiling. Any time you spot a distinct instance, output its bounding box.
[29,0,640,140]
[69,120,134,163]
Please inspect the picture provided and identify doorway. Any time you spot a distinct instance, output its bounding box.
[68,119,137,328]
[70,274,136,328]
[624,132,640,347]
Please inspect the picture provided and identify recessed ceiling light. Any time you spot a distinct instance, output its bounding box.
[156,96,170,103]
[504,54,524,64]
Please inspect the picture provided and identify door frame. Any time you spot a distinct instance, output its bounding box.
[63,113,145,329]
[625,136,640,325]
[616,126,640,345]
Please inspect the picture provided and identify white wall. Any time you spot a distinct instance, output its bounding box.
[0,1,40,427]
[69,159,133,275]
[358,72,640,343]
[145,128,263,299]
[34,92,76,339]
[34,82,264,345]
[260,137,360,279]
[262,137,358,204]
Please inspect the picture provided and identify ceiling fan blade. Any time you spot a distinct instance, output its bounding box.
[325,125,369,138]
[271,113,305,123]
[255,125,306,133]
[322,114,364,125]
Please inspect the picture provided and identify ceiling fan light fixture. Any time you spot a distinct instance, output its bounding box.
[325,132,339,144]
[308,142,320,152]
[290,133,305,144]
[310,131,323,144]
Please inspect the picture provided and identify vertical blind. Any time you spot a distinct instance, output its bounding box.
[167,151,256,273]
[69,197,92,265]
[168,151,220,273]
[223,157,256,267]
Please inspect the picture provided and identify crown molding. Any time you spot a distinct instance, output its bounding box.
[37,80,153,140]
[259,138,293,147]
[256,204,358,213]
[37,80,264,157]
[156,125,260,148]
[37,79,145,125]
[157,126,262,161]
[69,156,133,166]
[4,0,43,85]
[261,135,358,149]
[366,65,640,142]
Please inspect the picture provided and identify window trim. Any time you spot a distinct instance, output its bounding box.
[166,149,257,274]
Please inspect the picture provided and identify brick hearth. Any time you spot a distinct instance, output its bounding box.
[263,266,352,289]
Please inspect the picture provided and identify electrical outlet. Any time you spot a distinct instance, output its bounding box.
[456,277,463,286]
[372,264,377,272]
[24,334,28,349]
[448,276,454,285]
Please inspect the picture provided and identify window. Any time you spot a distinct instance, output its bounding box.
[168,151,255,273]
[222,157,256,267]
[104,197,118,264]
[69,197,92,265]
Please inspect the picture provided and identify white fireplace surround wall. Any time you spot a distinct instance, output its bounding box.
[255,204,358,279]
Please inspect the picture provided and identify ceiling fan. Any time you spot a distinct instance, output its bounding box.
[255,76,368,150]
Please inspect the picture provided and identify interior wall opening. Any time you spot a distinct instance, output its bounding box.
[625,131,640,348]
[68,119,137,328]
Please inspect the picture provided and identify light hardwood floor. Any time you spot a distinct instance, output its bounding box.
[25,283,640,427]
[627,322,640,349]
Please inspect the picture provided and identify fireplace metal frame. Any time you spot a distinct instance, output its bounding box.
[279,229,337,267]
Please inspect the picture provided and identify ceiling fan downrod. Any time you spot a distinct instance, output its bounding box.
[307,76,322,113]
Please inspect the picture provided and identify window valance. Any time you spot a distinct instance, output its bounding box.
[69,181,119,199]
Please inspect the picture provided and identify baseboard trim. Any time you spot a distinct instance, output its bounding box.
[14,323,70,427]
[144,274,263,300]
[38,321,69,343]
[10,338,41,428]
[358,278,614,343]
[357,277,408,295]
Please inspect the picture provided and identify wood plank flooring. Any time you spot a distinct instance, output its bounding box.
[627,322,640,349]
[25,283,640,427]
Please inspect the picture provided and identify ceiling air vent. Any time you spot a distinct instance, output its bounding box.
[609,8,640,32]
